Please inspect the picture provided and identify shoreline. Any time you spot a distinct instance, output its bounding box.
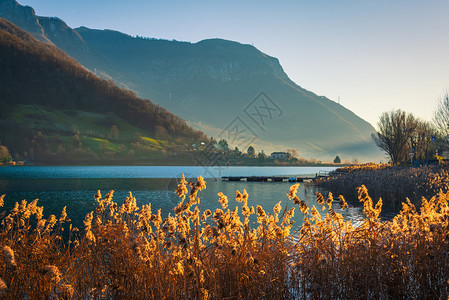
[0,161,344,168]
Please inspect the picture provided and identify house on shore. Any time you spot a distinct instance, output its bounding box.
[270,152,291,160]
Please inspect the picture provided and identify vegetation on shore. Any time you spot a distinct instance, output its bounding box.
[1,175,449,299]
[372,110,439,166]
[317,163,449,206]
[371,93,449,167]
[0,134,340,166]
[191,141,343,167]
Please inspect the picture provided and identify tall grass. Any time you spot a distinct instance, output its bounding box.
[1,175,449,298]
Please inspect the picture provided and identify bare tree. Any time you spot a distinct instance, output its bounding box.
[286,148,298,159]
[372,110,418,165]
[433,90,449,136]
[414,120,438,160]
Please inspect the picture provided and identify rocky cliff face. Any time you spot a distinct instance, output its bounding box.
[192,39,289,82]
[0,0,49,42]
[37,16,87,50]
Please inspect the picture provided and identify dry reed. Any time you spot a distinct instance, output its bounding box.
[0,174,448,299]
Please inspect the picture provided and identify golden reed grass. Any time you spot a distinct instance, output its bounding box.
[0,177,449,299]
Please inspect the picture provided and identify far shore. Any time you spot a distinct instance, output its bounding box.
[0,158,346,168]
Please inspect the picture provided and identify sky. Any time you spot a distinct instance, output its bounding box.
[17,0,449,128]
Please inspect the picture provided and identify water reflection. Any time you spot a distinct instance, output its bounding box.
[333,188,407,221]
[0,177,364,230]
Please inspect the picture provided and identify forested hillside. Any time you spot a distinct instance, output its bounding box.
[0,18,207,163]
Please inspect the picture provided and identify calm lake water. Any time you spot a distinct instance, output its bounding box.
[0,166,365,229]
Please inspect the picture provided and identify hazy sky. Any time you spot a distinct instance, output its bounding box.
[17,0,449,127]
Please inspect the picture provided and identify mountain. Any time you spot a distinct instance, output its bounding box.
[0,0,383,161]
[0,17,207,163]
[0,0,49,42]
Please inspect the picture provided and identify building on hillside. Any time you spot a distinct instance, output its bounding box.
[270,152,291,160]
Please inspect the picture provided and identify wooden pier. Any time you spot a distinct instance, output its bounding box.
[222,171,330,183]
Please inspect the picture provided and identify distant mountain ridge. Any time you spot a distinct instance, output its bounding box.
[0,0,382,161]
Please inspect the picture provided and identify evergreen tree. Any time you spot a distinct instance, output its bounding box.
[247,145,255,157]
[233,147,242,156]
[218,139,229,150]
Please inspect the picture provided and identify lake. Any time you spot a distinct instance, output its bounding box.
[0,166,365,230]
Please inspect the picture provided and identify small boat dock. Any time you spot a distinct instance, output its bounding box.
[222,171,330,183]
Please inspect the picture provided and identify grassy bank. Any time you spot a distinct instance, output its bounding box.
[1,176,449,298]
